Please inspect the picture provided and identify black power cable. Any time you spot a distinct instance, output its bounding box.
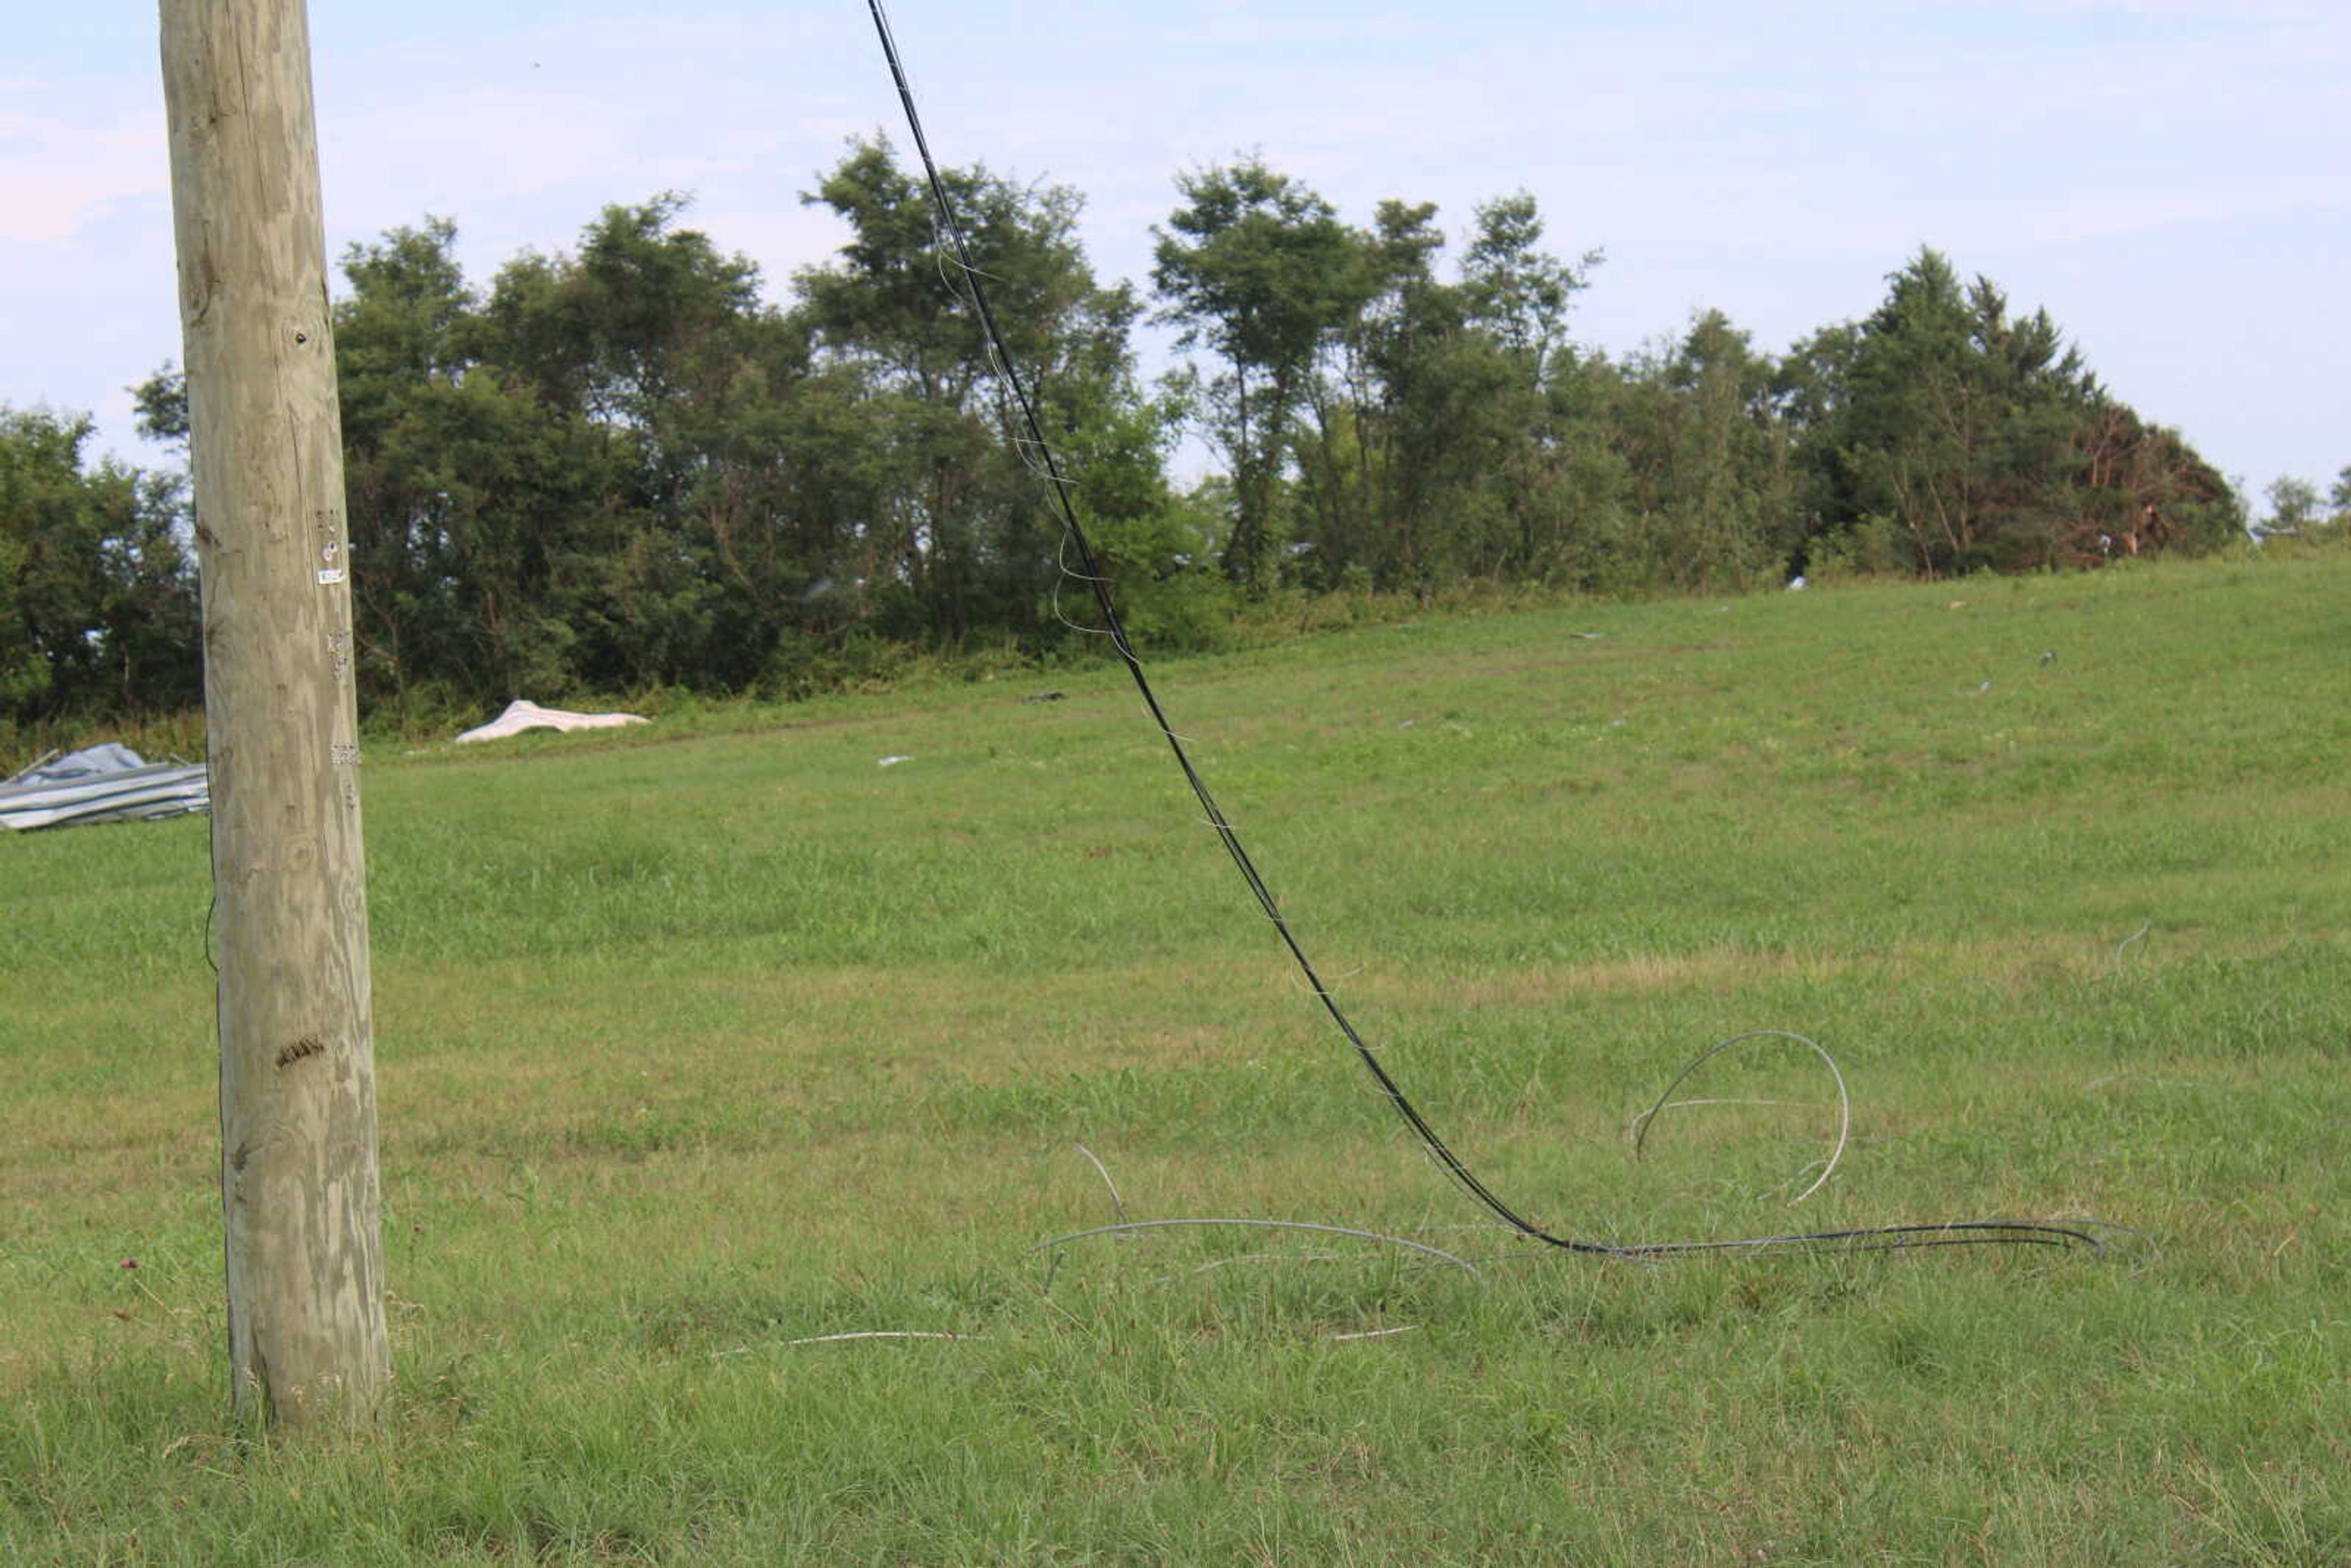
[863,0,2105,1262]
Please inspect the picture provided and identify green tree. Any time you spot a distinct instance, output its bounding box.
[1790,248,2236,575]
[1295,197,1449,584]
[1349,198,1527,586]
[2065,405,2239,560]
[389,197,841,699]
[508,196,792,691]
[797,137,1171,647]
[2262,475,2322,537]
[131,366,189,447]
[1434,196,1610,587]
[1840,251,2091,572]
[0,407,197,723]
[1458,192,1595,381]
[129,166,1176,713]
[1290,189,1602,591]
[1615,312,1800,589]
[0,410,64,715]
[329,219,615,705]
[1152,158,1373,589]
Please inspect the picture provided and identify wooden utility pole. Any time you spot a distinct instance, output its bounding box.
[160,0,390,1426]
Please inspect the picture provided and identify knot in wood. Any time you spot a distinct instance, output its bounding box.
[276,1035,326,1069]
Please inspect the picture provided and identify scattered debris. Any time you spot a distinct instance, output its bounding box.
[2040,650,2058,666]
[1019,690,1067,704]
[1569,631,1605,640]
[877,755,914,768]
[454,699,647,744]
[0,746,209,832]
[10,743,137,779]
[1787,576,1808,591]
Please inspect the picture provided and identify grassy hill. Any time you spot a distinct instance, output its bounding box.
[4,554,2347,1564]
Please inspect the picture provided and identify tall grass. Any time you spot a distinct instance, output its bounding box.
[3,553,2346,1564]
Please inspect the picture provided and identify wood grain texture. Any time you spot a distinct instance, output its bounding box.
[161,0,390,1427]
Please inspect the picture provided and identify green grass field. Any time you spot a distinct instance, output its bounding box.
[4,555,2347,1565]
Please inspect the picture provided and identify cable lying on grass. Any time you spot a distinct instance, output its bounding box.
[866,0,2115,1265]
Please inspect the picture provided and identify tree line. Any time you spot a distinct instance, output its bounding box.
[6,139,2312,733]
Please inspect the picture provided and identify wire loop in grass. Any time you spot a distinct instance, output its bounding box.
[1632,1030,1852,1206]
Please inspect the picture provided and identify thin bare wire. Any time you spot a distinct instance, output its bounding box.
[1147,1250,1348,1288]
[1071,1142,1128,1223]
[1287,961,1367,992]
[1632,1096,1824,1127]
[1630,1030,1853,1206]
[1056,532,1108,584]
[1048,572,1116,638]
[789,1330,967,1346]
[1029,1218,1481,1277]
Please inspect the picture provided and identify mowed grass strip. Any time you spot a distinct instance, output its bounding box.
[3,553,2347,1565]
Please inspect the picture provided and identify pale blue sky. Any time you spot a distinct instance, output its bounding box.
[6,1,2345,505]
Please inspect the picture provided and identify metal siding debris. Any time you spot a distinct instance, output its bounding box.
[0,746,211,832]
